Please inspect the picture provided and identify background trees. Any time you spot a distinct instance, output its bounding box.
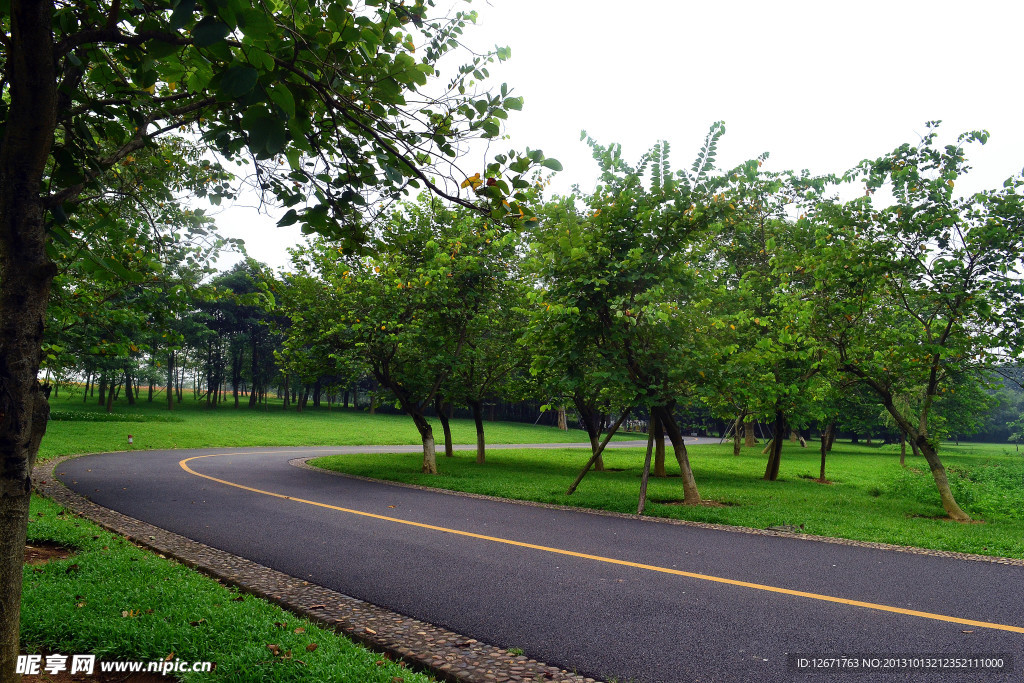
[782,125,1024,521]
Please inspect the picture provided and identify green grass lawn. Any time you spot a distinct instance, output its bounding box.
[39,390,609,461]
[23,496,430,683]
[311,440,1024,560]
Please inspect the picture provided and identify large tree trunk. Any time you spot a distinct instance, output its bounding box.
[744,419,757,447]
[557,406,567,430]
[434,395,454,458]
[124,369,136,405]
[655,405,701,504]
[763,410,785,481]
[0,0,59,675]
[470,399,486,464]
[411,412,437,474]
[653,412,667,477]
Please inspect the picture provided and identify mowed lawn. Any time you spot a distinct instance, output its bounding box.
[312,440,1024,560]
[38,391,605,461]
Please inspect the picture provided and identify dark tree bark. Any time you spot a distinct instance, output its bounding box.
[573,392,605,471]
[653,412,667,477]
[732,414,742,456]
[0,0,59,675]
[763,410,786,481]
[469,399,486,464]
[819,420,834,482]
[166,351,174,411]
[637,422,655,515]
[124,369,136,406]
[434,395,454,458]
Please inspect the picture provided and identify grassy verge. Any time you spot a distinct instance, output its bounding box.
[23,496,431,682]
[39,391,614,462]
[310,440,1024,559]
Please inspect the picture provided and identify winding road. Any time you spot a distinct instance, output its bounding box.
[55,443,1023,682]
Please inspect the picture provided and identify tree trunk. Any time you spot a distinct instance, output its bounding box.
[900,432,907,466]
[819,420,834,482]
[167,352,174,411]
[105,381,117,413]
[653,412,666,477]
[434,395,454,458]
[343,390,350,409]
[557,406,567,430]
[470,400,486,464]
[0,0,59,673]
[763,410,785,481]
[655,406,700,503]
[411,412,437,474]
[744,419,757,447]
[573,395,606,471]
[638,422,655,515]
[567,409,631,495]
[873,397,970,521]
[918,438,970,521]
[732,415,742,456]
[97,374,107,406]
[124,369,136,406]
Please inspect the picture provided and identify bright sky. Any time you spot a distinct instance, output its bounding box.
[215,0,1024,271]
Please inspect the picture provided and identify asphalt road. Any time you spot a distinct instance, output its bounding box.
[56,443,1023,683]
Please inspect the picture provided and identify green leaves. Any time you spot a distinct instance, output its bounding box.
[219,65,259,98]
[192,17,231,47]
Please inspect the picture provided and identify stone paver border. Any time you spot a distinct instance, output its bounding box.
[32,454,600,683]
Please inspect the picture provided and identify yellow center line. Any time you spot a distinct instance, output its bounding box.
[179,451,1024,635]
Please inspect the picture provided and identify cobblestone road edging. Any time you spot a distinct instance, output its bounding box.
[32,454,601,683]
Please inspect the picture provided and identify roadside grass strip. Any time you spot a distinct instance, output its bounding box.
[23,495,433,682]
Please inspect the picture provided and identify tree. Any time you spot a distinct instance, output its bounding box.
[526,129,735,503]
[786,123,1024,521]
[0,0,553,674]
[293,198,515,472]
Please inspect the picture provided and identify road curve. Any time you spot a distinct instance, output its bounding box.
[56,443,1023,683]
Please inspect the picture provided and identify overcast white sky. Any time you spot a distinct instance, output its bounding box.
[214,0,1024,271]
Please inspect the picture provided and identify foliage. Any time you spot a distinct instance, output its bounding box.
[780,123,1024,519]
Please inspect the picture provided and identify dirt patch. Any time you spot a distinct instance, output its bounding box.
[24,542,76,565]
[651,499,735,508]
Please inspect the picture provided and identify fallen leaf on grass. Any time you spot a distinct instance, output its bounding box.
[164,653,175,662]
[267,644,280,655]
[293,627,305,634]
[306,643,318,652]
